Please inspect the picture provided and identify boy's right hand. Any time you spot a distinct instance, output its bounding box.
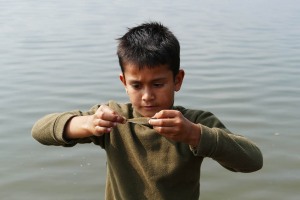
[65,105,125,139]
[90,105,125,136]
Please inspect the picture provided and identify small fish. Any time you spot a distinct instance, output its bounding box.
[126,117,151,125]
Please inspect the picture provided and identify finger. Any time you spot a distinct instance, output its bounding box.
[96,105,125,123]
[96,105,117,120]
[94,118,118,128]
[94,126,111,136]
[153,126,178,134]
[149,118,175,127]
[153,127,182,143]
[153,110,181,119]
[98,104,116,115]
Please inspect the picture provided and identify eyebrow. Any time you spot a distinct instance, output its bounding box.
[127,77,167,83]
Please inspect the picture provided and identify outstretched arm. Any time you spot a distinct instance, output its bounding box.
[31,104,125,146]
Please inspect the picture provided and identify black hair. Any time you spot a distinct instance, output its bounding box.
[117,21,180,77]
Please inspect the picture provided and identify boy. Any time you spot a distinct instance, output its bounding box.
[32,22,263,200]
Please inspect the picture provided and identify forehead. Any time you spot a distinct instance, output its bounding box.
[123,63,173,81]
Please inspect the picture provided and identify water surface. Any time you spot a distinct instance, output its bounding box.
[1,0,300,199]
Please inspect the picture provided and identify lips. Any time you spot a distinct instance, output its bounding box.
[144,106,155,108]
[137,105,160,117]
[143,105,158,110]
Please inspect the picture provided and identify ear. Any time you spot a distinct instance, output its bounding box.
[174,69,185,92]
[120,73,128,93]
[119,73,126,86]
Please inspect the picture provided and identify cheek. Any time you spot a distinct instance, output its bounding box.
[158,89,174,102]
[127,90,141,101]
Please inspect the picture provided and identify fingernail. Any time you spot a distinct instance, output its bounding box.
[117,116,125,122]
[148,118,155,124]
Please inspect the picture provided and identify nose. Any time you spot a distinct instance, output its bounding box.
[142,87,154,101]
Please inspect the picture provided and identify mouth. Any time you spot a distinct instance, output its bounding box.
[137,105,160,117]
[143,105,158,110]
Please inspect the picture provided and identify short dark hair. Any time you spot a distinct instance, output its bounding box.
[117,22,180,77]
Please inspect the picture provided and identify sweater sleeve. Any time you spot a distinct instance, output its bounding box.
[32,112,78,146]
[31,105,104,147]
[196,124,263,172]
[179,107,263,173]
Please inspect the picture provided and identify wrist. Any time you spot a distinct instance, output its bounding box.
[81,115,94,135]
[189,123,201,148]
[189,124,202,155]
[65,115,93,139]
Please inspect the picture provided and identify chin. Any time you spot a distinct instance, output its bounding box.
[140,111,156,117]
[134,105,164,117]
[138,109,158,117]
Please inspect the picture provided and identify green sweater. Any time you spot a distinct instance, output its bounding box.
[32,100,263,200]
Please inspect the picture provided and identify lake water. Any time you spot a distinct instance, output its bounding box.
[1,0,299,199]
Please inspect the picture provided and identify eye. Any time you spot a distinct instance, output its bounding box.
[131,83,141,90]
[153,83,164,88]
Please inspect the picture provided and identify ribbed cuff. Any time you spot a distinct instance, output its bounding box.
[190,124,217,157]
[53,113,78,145]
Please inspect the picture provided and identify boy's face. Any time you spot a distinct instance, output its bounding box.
[120,63,184,117]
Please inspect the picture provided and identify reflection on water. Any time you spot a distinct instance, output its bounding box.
[1,0,299,199]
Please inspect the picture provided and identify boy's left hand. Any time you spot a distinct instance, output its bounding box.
[149,110,201,147]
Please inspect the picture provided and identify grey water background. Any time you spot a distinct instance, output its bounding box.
[1,0,299,199]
